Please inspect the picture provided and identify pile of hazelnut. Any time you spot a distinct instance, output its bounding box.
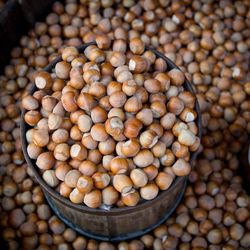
[1,0,250,249]
[23,37,200,208]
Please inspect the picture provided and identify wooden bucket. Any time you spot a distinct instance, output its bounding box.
[21,42,202,241]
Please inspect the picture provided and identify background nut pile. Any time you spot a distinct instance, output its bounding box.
[23,38,200,208]
[0,0,249,249]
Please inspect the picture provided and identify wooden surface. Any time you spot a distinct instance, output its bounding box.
[45,178,187,241]
[0,0,56,72]
[239,143,250,194]
[19,0,56,24]
[0,0,27,70]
